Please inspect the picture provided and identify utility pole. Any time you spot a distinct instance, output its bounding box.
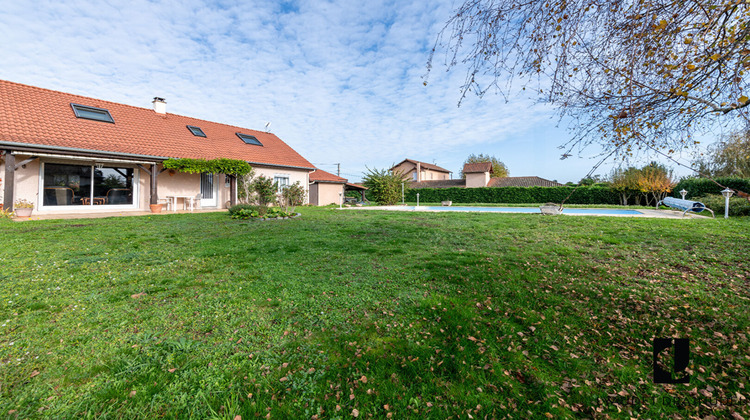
[336,163,340,177]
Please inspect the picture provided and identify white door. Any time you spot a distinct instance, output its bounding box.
[200,173,218,207]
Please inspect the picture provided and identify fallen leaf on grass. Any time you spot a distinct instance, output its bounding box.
[168,368,176,373]
[234,416,242,420]
[360,375,367,383]
[30,370,40,378]
[131,293,147,299]
[129,391,136,397]
[351,408,359,417]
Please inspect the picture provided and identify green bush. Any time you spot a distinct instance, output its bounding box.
[694,194,750,217]
[228,204,259,216]
[363,168,407,205]
[405,186,620,205]
[231,207,297,220]
[673,178,750,199]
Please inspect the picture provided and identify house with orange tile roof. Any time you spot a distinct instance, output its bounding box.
[390,159,452,182]
[409,163,563,189]
[0,80,317,214]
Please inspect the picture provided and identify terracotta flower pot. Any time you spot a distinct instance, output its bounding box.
[150,204,163,213]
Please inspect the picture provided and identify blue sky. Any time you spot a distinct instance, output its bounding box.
[0,0,703,183]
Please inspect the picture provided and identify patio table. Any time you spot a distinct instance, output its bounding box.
[166,195,195,212]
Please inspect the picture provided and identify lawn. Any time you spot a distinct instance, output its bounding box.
[1,208,748,418]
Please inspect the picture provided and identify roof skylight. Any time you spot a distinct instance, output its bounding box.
[187,125,206,137]
[236,133,262,146]
[70,103,114,123]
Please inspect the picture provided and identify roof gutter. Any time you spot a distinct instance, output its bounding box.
[247,161,316,171]
[10,151,156,166]
[0,141,167,162]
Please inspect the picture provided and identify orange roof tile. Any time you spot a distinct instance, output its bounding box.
[0,80,315,169]
[309,168,347,183]
[462,162,492,174]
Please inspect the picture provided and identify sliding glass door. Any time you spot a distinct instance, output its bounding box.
[42,162,135,207]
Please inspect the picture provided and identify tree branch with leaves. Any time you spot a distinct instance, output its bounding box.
[429,0,750,156]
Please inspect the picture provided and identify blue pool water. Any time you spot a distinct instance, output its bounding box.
[394,206,643,215]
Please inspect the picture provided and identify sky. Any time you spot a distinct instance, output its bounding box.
[0,0,705,183]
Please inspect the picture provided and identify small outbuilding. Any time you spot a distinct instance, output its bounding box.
[309,169,347,206]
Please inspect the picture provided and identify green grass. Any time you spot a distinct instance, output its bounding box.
[0,208,748,418]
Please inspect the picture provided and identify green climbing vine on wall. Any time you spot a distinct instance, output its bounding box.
[162,158,252,176]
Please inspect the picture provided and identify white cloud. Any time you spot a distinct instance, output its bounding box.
[0,0,672,183]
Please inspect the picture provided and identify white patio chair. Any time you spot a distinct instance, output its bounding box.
[157,197,172,211]
[188,193,202,212]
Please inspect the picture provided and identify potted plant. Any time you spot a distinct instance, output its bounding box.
[149,203,163,213]
[14,199,34,218]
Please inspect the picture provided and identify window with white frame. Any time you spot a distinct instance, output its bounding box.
[274,175,290,192]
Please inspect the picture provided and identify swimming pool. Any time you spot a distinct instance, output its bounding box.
[361,206,644,216]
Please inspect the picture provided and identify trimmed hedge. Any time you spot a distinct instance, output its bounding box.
[695,194,750,217]
[673,178,750,199]
[405,186,620,205]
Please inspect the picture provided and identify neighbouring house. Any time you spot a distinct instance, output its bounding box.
[463,162,494,188]
[409,163,563,189]
[0,80,316,214]
[391,159,451,182]
[309,169,347,206]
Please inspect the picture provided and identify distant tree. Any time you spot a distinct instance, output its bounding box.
[578,175,604,186]
[459,153,509,178]
[637,163,676,206]
[610,167,642,206]
[429,1,750,157]
[695,130,750,178]
[610,163,674,206]
[363,167,407,205]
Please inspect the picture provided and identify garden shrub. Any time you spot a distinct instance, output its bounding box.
[363,168,407,205]
[228,204,259,216]
[694,194,750,217]
[231,207,297,220]
[279,181,305,213]
[673,178,750,199]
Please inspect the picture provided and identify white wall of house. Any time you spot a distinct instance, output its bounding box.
[251,165,311,204]
[4,154,311,213]
[465,172,490,188]
[6,154,239,214]
[13,157,42,207]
